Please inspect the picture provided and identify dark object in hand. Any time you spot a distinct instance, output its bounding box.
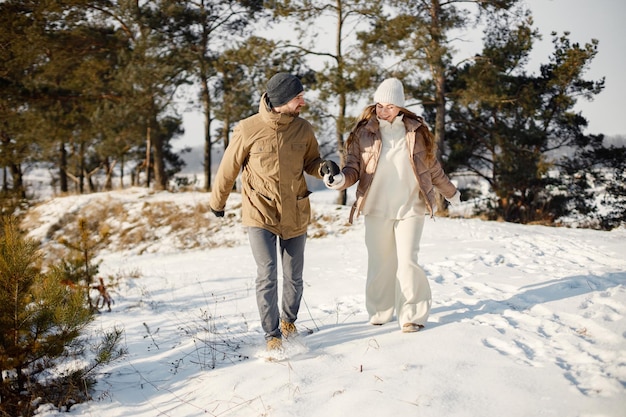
[321,160,340,183]
[321,160,340,176]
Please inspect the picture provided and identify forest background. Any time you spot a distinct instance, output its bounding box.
[1,0,625,229]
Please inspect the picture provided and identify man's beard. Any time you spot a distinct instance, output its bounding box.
[283,109,300,118]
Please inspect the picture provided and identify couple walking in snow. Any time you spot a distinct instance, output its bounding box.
[210,73,460,351]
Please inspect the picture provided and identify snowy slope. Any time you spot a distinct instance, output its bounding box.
[22,188,625,417]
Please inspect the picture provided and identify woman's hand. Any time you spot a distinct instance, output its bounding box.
[446,190,461,206]
[321,160,345,189]
[324,172,345,190]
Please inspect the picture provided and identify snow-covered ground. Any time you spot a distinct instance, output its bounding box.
[23,188,625,417]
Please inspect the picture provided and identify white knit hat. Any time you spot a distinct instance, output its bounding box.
[374,78,405,107]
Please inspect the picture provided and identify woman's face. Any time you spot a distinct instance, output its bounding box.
[376,102,401,123]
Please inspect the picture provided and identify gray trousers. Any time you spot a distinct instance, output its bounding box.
[248,227,306,340]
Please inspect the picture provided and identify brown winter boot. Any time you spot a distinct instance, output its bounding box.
[266,337,282,351]
[280,320,298,338]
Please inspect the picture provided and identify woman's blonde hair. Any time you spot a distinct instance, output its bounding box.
[346,104,438,163]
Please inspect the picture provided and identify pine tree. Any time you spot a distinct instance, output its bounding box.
[355,0,522,210]
[213,37,306,148]
[445,9,612,224]
[57,217,110,309]
[0,216,124,415]
[168,0,266,191]
[0,217,91,415]
[271,0,383,204]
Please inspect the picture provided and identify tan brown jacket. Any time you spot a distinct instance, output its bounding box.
[210,94,324,239]
[341,115,458,223]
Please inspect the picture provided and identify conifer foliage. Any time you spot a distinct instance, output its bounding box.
[0,217,123,416]
[57,217,110,310]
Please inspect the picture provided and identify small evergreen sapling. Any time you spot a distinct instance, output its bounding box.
[0,217,123,416]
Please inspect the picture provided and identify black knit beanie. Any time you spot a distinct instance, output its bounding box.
[266,73,303,107]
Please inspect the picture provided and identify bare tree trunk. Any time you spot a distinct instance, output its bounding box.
[429,0,447,213]
[145,126,151,188]
[59,141,68,193]
[79,141,86,194]
[85,166,101,192]
[335,0,347,205]
[119,156,125,189]
[8,162,24,199]
[200,73,212,191]
[151,123,167,191]
[104,158,117,191]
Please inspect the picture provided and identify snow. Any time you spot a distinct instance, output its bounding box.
[24,188,625,417]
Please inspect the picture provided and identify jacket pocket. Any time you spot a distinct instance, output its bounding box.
[291,142,306,152]
[295,193,311,229]
[250,139,275,154]
[246,188,279,226]
[249,139,276,171]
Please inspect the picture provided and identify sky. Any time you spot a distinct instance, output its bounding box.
[175,0,626,151]
[23,188,626,417]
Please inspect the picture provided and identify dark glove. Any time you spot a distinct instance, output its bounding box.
[321,160,341,183]
[211,207,225,218]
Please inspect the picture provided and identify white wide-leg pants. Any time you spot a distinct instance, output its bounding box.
[364,215,432,327]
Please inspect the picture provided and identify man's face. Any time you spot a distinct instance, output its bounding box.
[275,92,305,116]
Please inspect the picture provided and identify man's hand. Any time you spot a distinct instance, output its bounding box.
[211,207,225,218]
[321,160,341,183]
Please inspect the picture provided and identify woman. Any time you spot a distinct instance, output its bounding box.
[322,78,460,332]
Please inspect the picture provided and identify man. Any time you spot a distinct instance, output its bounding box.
[210,72,337,351]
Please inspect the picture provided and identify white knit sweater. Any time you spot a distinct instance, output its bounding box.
[361,115,426,219]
